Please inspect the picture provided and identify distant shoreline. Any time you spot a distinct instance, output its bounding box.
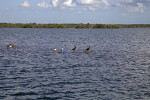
[0,23,150,28]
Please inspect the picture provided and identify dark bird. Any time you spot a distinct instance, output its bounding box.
[86,45,90,51]
[72,46,76,50]
[72,46,77,53]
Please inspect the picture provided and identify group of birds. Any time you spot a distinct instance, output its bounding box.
[72,45,91,54]
[53,45,91,54]
[7,44,91,54]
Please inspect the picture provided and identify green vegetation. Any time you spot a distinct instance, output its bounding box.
[0,23,150,28]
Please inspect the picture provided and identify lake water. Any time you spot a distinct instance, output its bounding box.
[0,28,150,100]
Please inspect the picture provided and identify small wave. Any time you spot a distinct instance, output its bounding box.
[3,65,16,68]
[94,55,104,60]
[38,96,62,100]
[0,96,6,100]
[53,81,90,86]
[11,92,38,96]
[144,92,150,97]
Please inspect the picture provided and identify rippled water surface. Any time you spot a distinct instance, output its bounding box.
[0,28,150,100]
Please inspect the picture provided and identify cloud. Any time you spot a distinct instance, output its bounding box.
[37,1,51,8]
[115,0,144,13]
[77,0,110,11]
[77,0,99,11]
[21,1,30,8]
[115,0,134,4]
[37,0,59,8]
[63,0,76,7]
[126,3,144,13]
[115,0,135,7]
[125,0,134,3]
[100,0,110,8]
[36,0,110,11]
[77,0,97,5]
[76,0,110,7]
[102,0,110,6]
[52,0,59,7]
[35,0,148,13]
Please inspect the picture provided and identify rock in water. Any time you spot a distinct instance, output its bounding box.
[7,44,15,48]
[85,50,90,54]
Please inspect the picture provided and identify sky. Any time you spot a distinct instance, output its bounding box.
[0,0,150,24]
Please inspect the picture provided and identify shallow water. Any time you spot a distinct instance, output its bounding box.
[0,28,150,100]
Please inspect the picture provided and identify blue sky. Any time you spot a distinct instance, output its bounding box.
[0,0,150,24]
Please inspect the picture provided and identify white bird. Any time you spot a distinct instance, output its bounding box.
[7,44,15,48]
[53,48,58,53]
[61,48,64,51]
[61,48,64,52]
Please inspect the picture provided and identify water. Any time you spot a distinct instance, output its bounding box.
[0,28,150,100]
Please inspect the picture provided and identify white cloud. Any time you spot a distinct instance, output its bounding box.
[137,3,144,12]
[35,0,146,13]
[115,0,134,7]
[77,0,99,11]
[101,0,110,9]
[125,0,134,3]
[36,0,111,11]
[77,0,110,11]
[21,1,30,8]
[63,0,76,7]
[115,0,134,4]
[52,0,59,7]
[115,0,144,13]
[126,3,144,13]
[102,0,110,6]
[37,1,51,8]
[37,0,60,8]
[77,0,97,5]
[89,0,110,11]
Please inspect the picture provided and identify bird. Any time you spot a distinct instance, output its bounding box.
[72,46,77,53]
[72,46,76,51]
[7,44,15,48]
[52,48,58,53]
[86,45,90,51]
[61,48,64,53]
[85,45,91,54]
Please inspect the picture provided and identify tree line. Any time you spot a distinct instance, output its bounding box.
[0,23,150,28]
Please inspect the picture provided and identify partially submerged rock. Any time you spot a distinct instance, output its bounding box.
[7,44,15,48]
[85,50,90,54]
